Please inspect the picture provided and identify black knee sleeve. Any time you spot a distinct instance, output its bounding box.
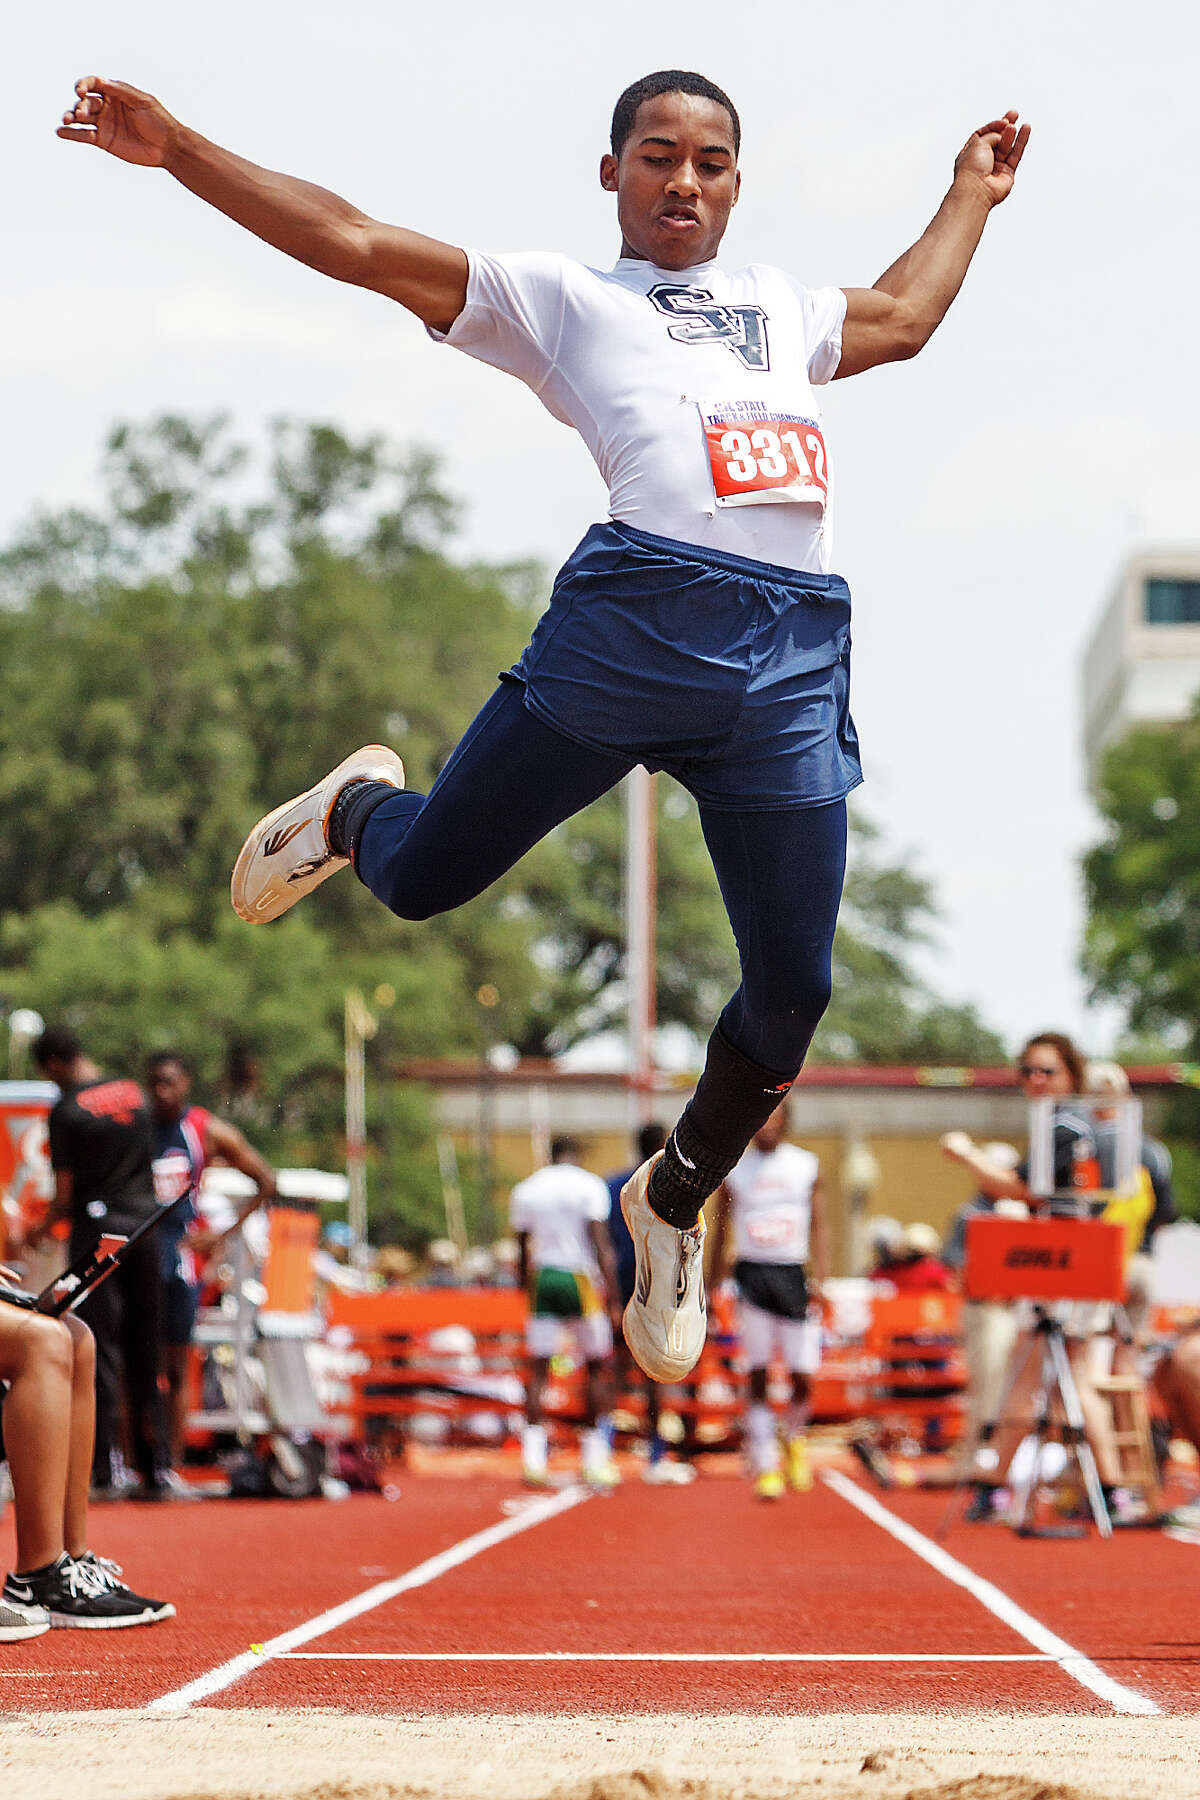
[648,1025,797,1230]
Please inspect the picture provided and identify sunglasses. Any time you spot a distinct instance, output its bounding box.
[1018,1063,1060,1078]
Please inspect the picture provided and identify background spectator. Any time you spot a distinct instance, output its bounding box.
[29,1028,169,1501]
[511,1134,619,1491]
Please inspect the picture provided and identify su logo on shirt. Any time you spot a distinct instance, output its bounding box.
[647,284,771,372]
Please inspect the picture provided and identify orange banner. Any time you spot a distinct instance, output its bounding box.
[965,1215,1125,1302]
[0,1084,57,1260]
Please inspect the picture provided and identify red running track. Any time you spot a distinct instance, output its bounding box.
[3,1472,1197,1717]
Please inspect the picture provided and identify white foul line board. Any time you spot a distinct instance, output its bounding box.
[276,1651,1055,1663]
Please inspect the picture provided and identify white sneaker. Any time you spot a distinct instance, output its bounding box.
[0,1594,50,1642]
[621,1154,707,1383]
[583,1460,622,1492]
[642,1459,697,1486]
[230,746,404,922]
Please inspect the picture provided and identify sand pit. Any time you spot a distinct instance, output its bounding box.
[3,1710,1198,1800]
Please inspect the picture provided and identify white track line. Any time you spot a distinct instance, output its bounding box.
[276,1651,1053,1663]
[823,1469,1160,1716]
[146,1485,590,1713]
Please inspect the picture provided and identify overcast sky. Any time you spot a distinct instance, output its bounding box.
[9,1,1200,1058]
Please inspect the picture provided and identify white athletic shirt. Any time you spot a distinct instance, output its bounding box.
[508,1161,610,1275]
[431,252,847,574]
[725,1142,819,1265]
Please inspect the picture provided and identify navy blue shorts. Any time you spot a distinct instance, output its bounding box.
[511,521,862,811]
[163,1270,199,1347]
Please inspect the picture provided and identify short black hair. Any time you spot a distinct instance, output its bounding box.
[610,70,741,160]
[32,1026,82,1071]
[550,1134,584,1164]
[146,1049,193,1078]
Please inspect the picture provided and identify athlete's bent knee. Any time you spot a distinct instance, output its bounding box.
[752,972,833,1068]
[375,873,462,923]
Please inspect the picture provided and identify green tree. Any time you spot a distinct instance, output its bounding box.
[816,813,1007,1064]
[1083,707,1200,1047]
[1083,707,1200,1215]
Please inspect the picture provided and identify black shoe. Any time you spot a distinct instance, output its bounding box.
[850,1437,894,1488]
[8,1553,175,1628]
[964,1484,1000,1523]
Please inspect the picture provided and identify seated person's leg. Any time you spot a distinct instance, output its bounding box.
[62,1315,96,1562]
[1153,1330,1200,1455]
[1,1311,175,1627]
[0,1311,73,1573]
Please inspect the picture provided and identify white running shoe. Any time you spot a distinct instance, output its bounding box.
[230,746,404,923]
[620,1154,707,1383]
[642,1459,697,1486]
[0,1593,50,1642]
[583,1460,622,1492]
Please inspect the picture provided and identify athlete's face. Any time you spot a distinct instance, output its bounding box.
[147,1060,190,1121]
[600,92,740,270]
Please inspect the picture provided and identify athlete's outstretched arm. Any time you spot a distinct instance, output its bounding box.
[835,110,1030,379]
[58,77,468,332]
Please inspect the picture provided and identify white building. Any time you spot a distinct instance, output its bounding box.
[1082,548,1200,792]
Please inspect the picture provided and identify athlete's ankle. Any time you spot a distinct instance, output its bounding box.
[647,1150,705,1231]
[327,779,394,859]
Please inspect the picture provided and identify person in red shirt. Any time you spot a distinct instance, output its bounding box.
[29,1028,168,1498]
[872,1222,955,1292]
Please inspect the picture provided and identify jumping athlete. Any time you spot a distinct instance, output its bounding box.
[710,1101,827,1500]
[59,70,1029,1383]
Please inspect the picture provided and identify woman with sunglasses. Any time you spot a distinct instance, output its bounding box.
[941,1033,1126,1522]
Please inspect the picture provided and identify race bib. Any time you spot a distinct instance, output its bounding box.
[698,401,828,509]
[746,1214,801,1252]
[152,1148,193,1205]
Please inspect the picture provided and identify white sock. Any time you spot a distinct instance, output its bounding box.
[784,1404,810,1443]
[522,1423,548,1474]
[581,1425,611,1473]
[746,1401,779,1476]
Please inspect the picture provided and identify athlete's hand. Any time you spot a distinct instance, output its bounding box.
[953,110,1030,206]
[57,76,178,167]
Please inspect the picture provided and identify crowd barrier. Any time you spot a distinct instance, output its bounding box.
[321,1282,967,1453]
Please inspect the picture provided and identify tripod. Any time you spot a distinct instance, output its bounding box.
[947,1305,1112,1539]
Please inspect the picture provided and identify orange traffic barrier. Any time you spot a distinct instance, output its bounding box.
[261,1207,321,1316]
[324,1285,966,1450]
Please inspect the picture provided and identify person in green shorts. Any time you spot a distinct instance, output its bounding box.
[511,1137,620,1490]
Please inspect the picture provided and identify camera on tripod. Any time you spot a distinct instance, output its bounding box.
[958,1095,1148,1538]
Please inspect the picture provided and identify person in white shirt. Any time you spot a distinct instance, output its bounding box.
[710,1101,827,1499]
[60,68,1029,1394]
[509,1136,620,1489]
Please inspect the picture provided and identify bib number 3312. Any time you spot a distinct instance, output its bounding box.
[698,401,828,509]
